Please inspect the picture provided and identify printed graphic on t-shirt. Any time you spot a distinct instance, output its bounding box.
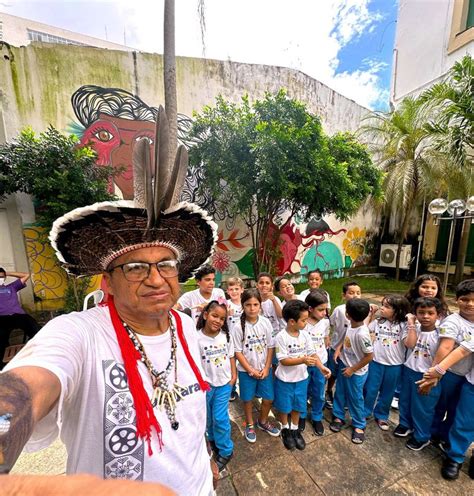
[412,340,432,359]
[376,322,401,347]
[276,341,306,356]
[201,342,230,368]
[245,333,265,354]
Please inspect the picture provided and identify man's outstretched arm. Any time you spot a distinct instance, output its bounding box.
[0,367,61,474]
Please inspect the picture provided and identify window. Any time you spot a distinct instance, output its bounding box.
[448,0,474,53]
[26,29,87,47]
[434,215,474,265]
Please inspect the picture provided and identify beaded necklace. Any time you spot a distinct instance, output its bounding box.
[122,314,186,431]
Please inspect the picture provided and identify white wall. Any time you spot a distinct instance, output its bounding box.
[392,0,474,103]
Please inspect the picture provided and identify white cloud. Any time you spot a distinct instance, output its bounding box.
[1,0,390,109]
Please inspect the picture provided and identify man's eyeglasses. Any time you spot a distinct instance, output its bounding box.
[108,260,179,282]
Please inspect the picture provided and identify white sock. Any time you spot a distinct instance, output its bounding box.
[290,422,298,430]
[282,423,289,430]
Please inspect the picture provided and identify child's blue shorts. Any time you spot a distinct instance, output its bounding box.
[238,371,274,402]
[328,348,341,377]
[274,377,309,414]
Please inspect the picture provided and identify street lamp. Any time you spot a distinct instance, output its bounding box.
[428,196,474,294]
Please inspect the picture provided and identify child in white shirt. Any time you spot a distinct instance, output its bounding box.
[197,300,237,472]
[298,269,331,310]
[257,272,283,339]
[394,297,442,451]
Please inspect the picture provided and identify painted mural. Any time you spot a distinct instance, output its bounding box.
[64,84,372,285]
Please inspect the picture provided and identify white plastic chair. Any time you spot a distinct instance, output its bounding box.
[83,289,105,311]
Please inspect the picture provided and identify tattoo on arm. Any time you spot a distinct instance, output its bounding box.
[0,373,34,474]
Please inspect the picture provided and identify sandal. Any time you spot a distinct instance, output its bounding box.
[352,428,365,444]
[329,418,345,433]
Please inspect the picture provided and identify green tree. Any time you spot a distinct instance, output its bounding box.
[0,126,116,311]
[189,91,382,274]
[421,54,474,284]
[359,97,443,280]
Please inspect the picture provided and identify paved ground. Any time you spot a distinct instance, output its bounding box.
[10,293,473,493]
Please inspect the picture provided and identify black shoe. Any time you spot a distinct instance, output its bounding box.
[468,451,474,479]
[298,417,306,432]
[293,429,306,450]
[281,428,296,450]
[393,424,413,437]
[325,391,333,409]
[431,437,449,453]
[406,437,430,451]
[215,453,233,471]
[441,457,462,480]
[311,419,324,436]
[329,418,345,433]
[230,390,238,402]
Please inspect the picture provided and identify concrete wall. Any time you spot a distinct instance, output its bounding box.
[392,0,474,104]
[0,42,379,307]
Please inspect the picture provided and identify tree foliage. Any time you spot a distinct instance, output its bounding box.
[0,126,115,231]
[189,90,382,273]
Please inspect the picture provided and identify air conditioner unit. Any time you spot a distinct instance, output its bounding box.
[379,244,412,269]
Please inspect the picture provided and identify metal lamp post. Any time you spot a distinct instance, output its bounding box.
[428,196,474,294]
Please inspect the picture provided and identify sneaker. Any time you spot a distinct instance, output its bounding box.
[229,390,238,402]
[391,397,399,410]
[257,420,281,437]
[281,428,296,450]
[329,418,345,433]
[431,437,449,453]
[351,428,365,444]
[298,417,306,432]
[311,419,324,436]
[393,424,413,437]
[215,453,233,471]
[406,437,430,451]
[325,392,333,409]
[375,418,390,431]
[244,424,256,443]
[441,457,462,481]
[468,451,474,480]
[293,429,306,450]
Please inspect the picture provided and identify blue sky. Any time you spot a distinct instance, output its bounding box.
[0,0,398,111]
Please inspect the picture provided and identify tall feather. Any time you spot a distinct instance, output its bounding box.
[153,106,170,220]
[132,138,149,209]
[163,145,189,210]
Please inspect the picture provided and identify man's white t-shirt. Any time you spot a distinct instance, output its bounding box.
[197,330,234,387]
[177,287,226,323]
[304,319,330,364]
[4,306,213,495]
[298,289,331,310]
[405,326,439,373]
[329,304,349,350]
[439,313,474,377]
[341,325,373,375]
[275,330,314,382]
[369,319,408,366]
[230,316,274,372]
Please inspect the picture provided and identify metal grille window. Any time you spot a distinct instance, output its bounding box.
[26,28,87,46]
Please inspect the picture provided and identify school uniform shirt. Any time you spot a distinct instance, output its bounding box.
[226,299,243,329]
[261,297,283,338]
[329,304,349,350]
[304,318,330,364]
[230,316,274,372]
[197,331,234,387]
[405,325,439,373]
[341,325,374,376]
[369,319,408,366]
[177,288,226,323]
[298,289,331,310]
[460,339,474,385]
[438,313,474,377]
[275,330,314,382]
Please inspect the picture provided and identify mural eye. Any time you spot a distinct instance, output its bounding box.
[94,129,114,142]
[135,136,154,145]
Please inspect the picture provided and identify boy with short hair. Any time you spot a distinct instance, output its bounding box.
[394,297,443,451]
[176,264,225,322]
[301,290,332,435]
[429,279,474,450]
[329,298,373,444]
[326,281,362,407]
[274,276,298,306]
[274,300,318,451]
[226,276,244,401]
[299,269,331,310]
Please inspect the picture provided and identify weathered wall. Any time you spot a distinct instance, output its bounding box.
[0,43,378,307]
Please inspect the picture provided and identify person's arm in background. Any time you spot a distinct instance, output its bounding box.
[0,368,61,474]
[6,272,30,285]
